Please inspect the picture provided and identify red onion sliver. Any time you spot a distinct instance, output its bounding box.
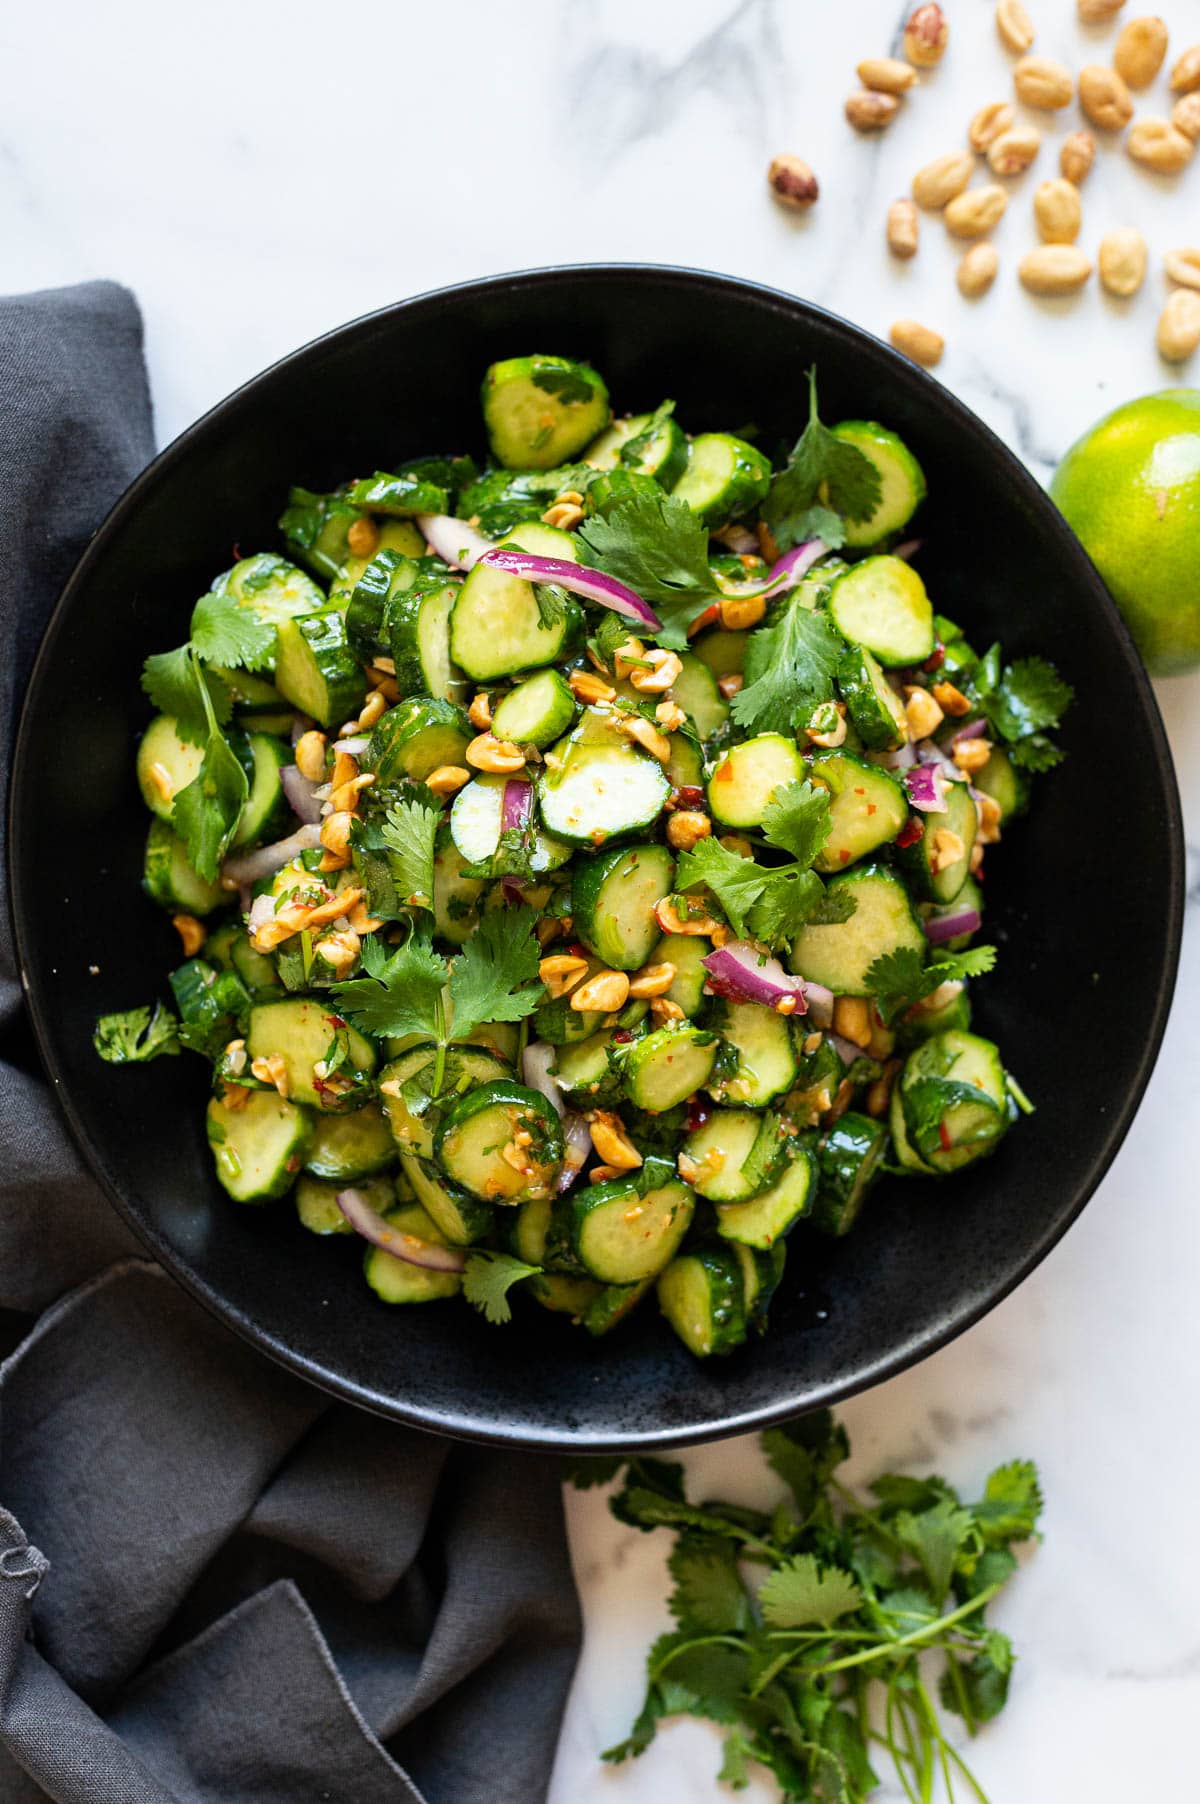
[947,717,987,747]
[923,907,982,945]
[280,764,323,825]
[827,1032,865,1067]
[222,823,322,886]
[477,548,662,630]
[336,1188,467,1272]
[703,941,809,1012]
[904,764,949,815]
[558,1112,591,1193]
[713,537,828,600]
[501,778,534,836]
[416,512,493,571]
[878,741,916,771]
[522,1041,564,1118]
[802,982,835,1029]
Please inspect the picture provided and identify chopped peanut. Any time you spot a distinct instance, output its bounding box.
[223,1038,247,1076]
[467,692,492,730]
[320,811,354,859]
[654,897,721,936]
[293,731,327,782]
[628,962,677,998]
[655,699,687,732]
[903,685,944,739]
[171,913,205,958]
[147,761,174,805]
[952,736,992,775]
[466,732,526,774]
[931,681,971,717]
[426,764,472,798]
[330,749,360,793]
[348,900,384,934]
[718,834,754,859]
[571,969,630,1013]
[805,701,848,748]
[930,829,965,874]
[251,1052,289,1098]
[346,516,380,558]
[541,497,585,531]
[719,591,767,630]
[221,1083,250,1112]
[618,714,672,763]
[650,997,685,1023]
[825,1077,855,1123]
[351,689,387,733]
[630,649,683,694]
[314,929,361,976]
[666,811,712,852]
[717,674,744,699]
[775,995,798,1016]
[865,1059,902,1118]
[976,792,1003,844]
[568,669,616,705]
[612,637,646,680]
[832,995,873,1049]
[329,771,376,813]
[588,1110,643,1170]
[589,1164,623,1184]
[539,953,589,998]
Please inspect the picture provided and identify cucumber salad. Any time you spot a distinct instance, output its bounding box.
[96,353,1072,1359]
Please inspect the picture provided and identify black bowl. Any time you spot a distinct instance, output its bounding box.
[10,266,1183,1451]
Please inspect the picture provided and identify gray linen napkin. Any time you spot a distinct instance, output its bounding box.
[0,283,581,1804]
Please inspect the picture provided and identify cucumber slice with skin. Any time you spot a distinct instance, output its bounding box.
[490,669,577,749]
[837,647,910,752]
[811,1112,888,1236]
[330,523,429,610]
[434,1080,563,1203]
[666,732,704,790]
[509,1193,556,1266]
[246,998,377,1112]
[572,843,676,971]
[737,1240,787,1333]
[657,1245,748,1358]
[653,933,711,1018]
[672,434,772,528]
[791,862,925,996]
[532,992,605,1045]
[890,1080,934,1174]
[305,1102,396,1183]
[621,409,689,489]
[379,1044,509,1161]
[274,610,366,726]
[920,874,984,952]
[397,1151,494,1246]
[482,355,611,471]
[551,1030,624,1106]
[449,775,572,874]
[363,1203,463,1304]
[708,734,805,829]
[896,776,977,903]
[899,1029,1009,1174]
[830,422,926,549]
[233,734,289,847]
[450,523,584,682]
[583,1277,655,1337]
[691,628,748,680]
[369,696,472,785]
[716,1140,815,1248]
[203,921,240,969]
[143,820,227,914]
[529,1273,604,1317]
[295,1171,394,1236]
[582,413,652,470]
[207,1089,313,1203]
[432,838,486,945]
[548,1173,694,1284]
[973,745,1029,822]
[681,1107,787,1203]
[671,652,729,741]
[620,1024,718,1113]
[211,553,325,641]
[136,715,205,820]
[808,749,908,873]
[706,999,798,1107]
[387,580,463,702]
[828,557,935,667]
[538,710,671,846]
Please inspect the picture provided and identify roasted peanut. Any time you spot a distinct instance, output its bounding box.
[588,1111,642,1171]
[987,124,1042,175]
[466,732,526,774]
[629,648,682,694]
[542,495,585,531]
[718,591,767,630]
[996,0,1035,54]
[654,897,721,937]
[655,699,688,732]
[904,685,945,737]
[1013,55,1073,108]
[627,962,677,999]
[930,829,965,875]
[618,714,672,763]
[467,691,492,729]
[568,669,616,705]
[716,675,743,700]
[251,1053,290,1098]
[1114,16,1168,88]
[968,101,1015,151]
[957,242,1000,297]
[314,929,360,977]
[912,150,974,208]
[425,764,472,797]
[1164,247,1200,290]
[904,2,949,66]
[857,56,919,94]
[768,154,819,208]
[1172,93,1200,140]
[293,730,327,783]
[1079,64,1134,128]
[932,680,971,716]
[1170,45,1200,93]
[1078,0,1126,18]
[1060,129,1097,182]
[887,198,920,259]
[539,954,589,998]
[1099,227,1148,295]
[1157,290,1200,361]
[1128,117,1194,172]
[889,319,945,366]
[944,184,1008,239]
[845,89,900,131]
[952,736,993,774]
[612,637,646,680]
[832,995,873,1049]
[171,913,205,957]
[666,811,712,852]
[1019,244,1094,294]
[1033,178,1082,243]
[571,969,630,1014]
[319,810,354,859]
[145,761,173,805]
[346,516,379,558]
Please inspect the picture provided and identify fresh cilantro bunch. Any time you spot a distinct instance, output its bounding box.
[764,371,883,553]
[967,647,1074,772]
[572,1410,1043,1804]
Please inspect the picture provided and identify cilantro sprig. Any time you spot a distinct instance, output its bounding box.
[462,1250,542,1324]
[577,485,724,650]
[865,945,998,1026]
[729,594,845,736]
[93,1002,181,1063]
[968,647,1074,772]
[574,1409,1043,1803]
[763,370,883,552]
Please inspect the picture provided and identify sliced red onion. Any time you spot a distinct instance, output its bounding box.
[703,941,809,1012]
[333,734,370,757]
[915,740,967,783]
[522,1041,564,1118]
[558,1112,591,1193]
[416,512,493,571]
[290,713,314,747]
[714,537,828,600]
[947,717,987,747]
[878,741,916,771]
[803,981,835,1029]
[501,778,534,835]
[476,547,662,631]
[828,1031,866,1067]
[500,876,526,906]
[280,764,323,825]
[904,765,949,815]
[923,906,982,944]
[222,823,322,886]
[893,537,924,563]
[336,1188,466,1273]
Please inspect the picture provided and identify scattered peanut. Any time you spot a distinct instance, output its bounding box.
[832,995,873,1049]
[466,732,526,774]
[957,242,1000,297]
[968,101,1016,152]
[866,1059,903,1119]
[904,2,949,67]
[627,962,677,999]
[976,793,1004,844]
[890,319,945,367]
[346,516,379,558]
[655,699,688,732]
[328,770,375,814]
[1114,15,1168,88]
[718,591,767,630]
[571,969,630,1014]
[996,0,1035,54]
[903,685,945,737]
[857,56,919,95]
[251,1053,289,1099]
[588,1165,622,1185]
[887,198,920,259]
[654,896,722,937]
[539,954,589,998]
[1078,64,1134,129]
[1172,93,1200,140]
[805,700,848,747]
[932,681,971,715]
[930,829,965,875]
[987,124,1042,175]
[629,648,683,694]
[314,929,360,977]
[1013,54,1073,108]
[171,913,205,957]
[716,675,743,700]
[1060,129,1097,183]
[568,669,616,706]
[1019,244,1094,294]
[1128,117,1194,173]
[1099,227,1148,295]
[650,997,685,1024]
[146,761,174,805]
[666,810,712,852]
[952,736,993,775]
[1077,0,1126,18]
[612,636,646,680]
[1170,45,1200,93]
[846,89,900,131]
[944,183,1008,239]
[1164,248,1200,290]
[541,495,585,531]
[1157,289,1200,361]
[912,150,974,208]
[1033,178,1082,244]
[467,692,492,730]
[293,730,327,783]
[588,1111,642,1171]
[425,764,472,798]
[319,810,354,859]
[618,714,672,763]
[768,154,819,209]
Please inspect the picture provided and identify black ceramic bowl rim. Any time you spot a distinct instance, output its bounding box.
[10,264,1184,1450]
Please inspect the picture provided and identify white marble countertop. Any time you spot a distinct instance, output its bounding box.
[5,0,1199,1797]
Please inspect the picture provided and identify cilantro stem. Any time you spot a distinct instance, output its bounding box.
[647,1633,751,1686]
[433,989,448,1098]
[769,1583,1002,1676]
[944,1649,977,1737]
[943,1739,993,1804]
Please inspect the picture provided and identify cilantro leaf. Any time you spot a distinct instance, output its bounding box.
[940,1635,1013,1726]
[141,645,232,747]
[763,370,883,552]
[93,1002,181,1063]
[172,721,248,881]
[530,361,598,406]
[893,1500,980,1604]
[865,944,997,1025]
[746,869,828,949]
[448,903,544,1043]
[462,1250,541,1325]
[620,399,676,467]
[190,587,275,672]
[378,797,440,911]
[674,837,768,938]
[760,780,832,868]
[758,1554,863,1629]
[973,1460,1043,1546]
[668,1534,753,1635]
[729,598,845,736]
[564,1454,627,1489]
[533,581,567,630]
[1010,733,1064,772]
[577,487,720,650]
[983,655,1073,741]
[330,928,448,1040]
[717,1731,754,1789]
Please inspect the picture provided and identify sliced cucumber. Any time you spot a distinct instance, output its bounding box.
[378,1043,510,1160]
[716,1139,815,1248]
[538,710,671,846]
[708,734,804,828]
[433,837,486,945]
[583,1278,655,1337]
[706,1000,798,1107]
[896,776,977,903]
[837,647,909,752]
[899,1029,1009,1174]
[233,734,288,847]
[434,1080,563,1203]
[529,1273,604,1317]
[672,434,772,528]
[791,863,925,996]
[548,1173,694,1284]
[890,1079,934,1174]
[920,874,984,952]
[203,920,240,970]
[620,1024,718,1113]
[681,1108,785,1203]
[621,407,689,489]
[295,1171,394,1236]
[830,422,926,549]
[737,1240,786,1333]
[449,775,571,874]
[572,843,675,971]
[369,696,471,784]
[551,1029,623,1106]
[330,523,429,609]
[346,469,448,517]
[482,355,611,470]
[827,557,934,667]
[532,991,605,1045]
[671,652,729,741]
[143,820,227,914]
[808,749,908,872]
[450,522,583,681]
[490,669,576,748]
[509,1193,555,1266]
[274,610,366,727]
[246,998,377,1111]
[136,716,205,820]
[278,488,362,583]
[397,1152,494,1246]
[811,1112,888,1235]
[666,732,704,789]
[657,1246,748,1358]
[973,746,1029,822]
[363,1203,463,1304]
[389,580,464,702]
[305,1102,396,1183]
[345,549,417,661]
[211,553,326,644]
[691,628,749,680]
[582,413,652,470]
[653,933,711,1018]
[206,1089,312,1203]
